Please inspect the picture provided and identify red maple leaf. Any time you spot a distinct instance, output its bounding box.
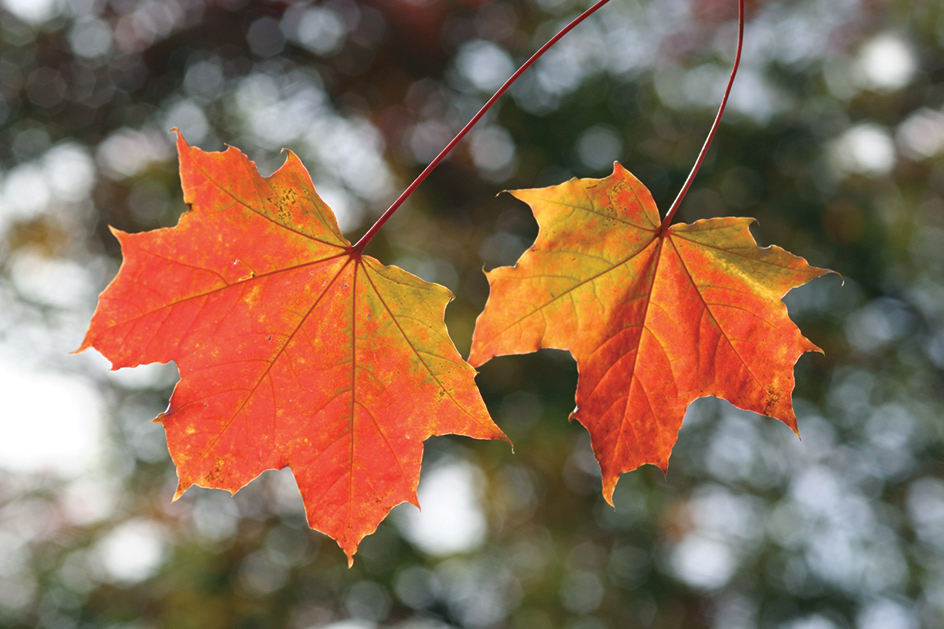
[80,132,507,562]
[469,164,831,501]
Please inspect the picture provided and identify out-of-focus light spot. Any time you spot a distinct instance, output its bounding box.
[906,477,944,550]
[68,17,114,58]
[857,598,919,629]
[435,558,520,627]
[316,183,361,234]
[0,357,103,477]
[96,127,172,179]
[247,17,285,58]
[845,298,913,353]
[511,72,561,115]
[758,5,825,68]
[264,525,309,567]
[0,163,52,226]
[0,532,27,577]
[321,621,376,629]
[9,249,95,308]
[113,0,184,52]
[94,519,167,583]
[0,544,37,614]
[346,581,391,623]
[58,550,97,595]
[652,63,689,110]
[690,485,762,544]
[393,256,458,288]
[727,67,784,122]
[239,549,289,595]
[704,414,761,483]
[533,0,577,13]
[0,574,35,612]
[681,63,729,109]
[230,70,393,206]
[1,0,60,24]
[163,98,210,145]
[238,76,327,148]
[830,124,896,177]
[311,117,394,201]
[61,476,120,525]
[43,143,95,202]
[534,46,582,97]
[67,0,98,18]
[603,24,652,76]
[394,460,487,556]
[782,615,840,629]
[897,108,944,160]
[791,466,843,513]
[864,404,915,479]
[455,40,515,92]
[394,566,442,610]
[470,125,517,182]
[235,73,282,116]
[823,56,858,100]
[576,125,621,172]
[790,462,909,593]
[559,570,604,613]
[184,59,225,101]
[191,490,241,544]
[658,62,783,120]
[665,486,760,590]
[668,535,736,590]
[855,34,914,92]
[284,5,347,56]
[408,120,453,164]
[269,465,307,518]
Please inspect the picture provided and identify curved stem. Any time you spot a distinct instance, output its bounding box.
[352,0,612,255]
[658,0,744,233]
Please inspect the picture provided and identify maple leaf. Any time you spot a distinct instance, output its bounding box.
[80,132,507,562]
[469,163,831,502]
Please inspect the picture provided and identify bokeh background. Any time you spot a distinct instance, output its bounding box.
[1,0,942,627]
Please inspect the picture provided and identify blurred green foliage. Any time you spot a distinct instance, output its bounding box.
[1,0,943,628]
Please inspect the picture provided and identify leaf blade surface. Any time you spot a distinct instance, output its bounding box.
[82,133,506,561]
[470,164,829,501]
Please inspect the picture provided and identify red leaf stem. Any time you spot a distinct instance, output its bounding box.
[659,0,745,232]
[352,0,613,254]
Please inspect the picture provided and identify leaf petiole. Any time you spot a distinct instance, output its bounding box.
[352,0,613,255]
[658,0,745,233]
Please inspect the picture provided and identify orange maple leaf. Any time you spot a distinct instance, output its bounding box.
[469,163,831,502]
[80,133,507,562]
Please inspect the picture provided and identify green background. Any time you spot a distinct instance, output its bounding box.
[0,0,942,628]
